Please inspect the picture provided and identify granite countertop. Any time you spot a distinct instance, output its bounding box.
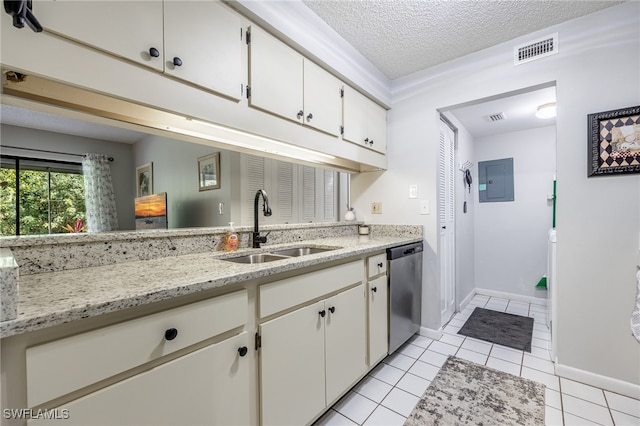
[0,235,421,338]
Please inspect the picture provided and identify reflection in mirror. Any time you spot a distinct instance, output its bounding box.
[0,104,349,236]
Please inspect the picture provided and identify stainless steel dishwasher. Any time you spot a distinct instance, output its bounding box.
[387,242,423,354]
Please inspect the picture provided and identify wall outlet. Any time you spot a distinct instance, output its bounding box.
[420,200,429,215]
[371,202,382,214]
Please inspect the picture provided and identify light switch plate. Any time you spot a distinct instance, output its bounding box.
[371,202,382,214]
[409,185,418,199]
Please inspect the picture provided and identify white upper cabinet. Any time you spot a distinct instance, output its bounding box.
[343,85,388,154]
[34,0,165,71]
[248,25,343,136]
[302,60,343,136]
[163,1,243,100]
[34,0,243,100]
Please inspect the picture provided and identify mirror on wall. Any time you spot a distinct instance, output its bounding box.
[0,103,349,236]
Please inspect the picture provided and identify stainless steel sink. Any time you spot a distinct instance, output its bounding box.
[223,246,337,264]
[269,247,335,257]
[224,253,290,264]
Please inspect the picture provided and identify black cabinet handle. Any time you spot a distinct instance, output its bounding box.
[377,262,383,268]
[364,138,369,144]
[149,47,160,58]
[238,346,248,357]
[319,309,326,318]
[370,139,374,145]
[297,110,304,120]
[173,57,183,67]
[164,328,178,341]
[372,287,377,293]
[328,306,335,314]
[306,113,313,122]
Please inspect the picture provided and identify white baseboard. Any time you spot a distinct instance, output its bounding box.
[475,288,548,306]
[458,290,476,311]
[555,363,640,400]
[419,326,442,341]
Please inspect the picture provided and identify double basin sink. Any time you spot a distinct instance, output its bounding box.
[224,246,337,264]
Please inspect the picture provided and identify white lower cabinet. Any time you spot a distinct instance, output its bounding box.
[367,275,389,366]
[28,332,250,426]
[260,284,366,426]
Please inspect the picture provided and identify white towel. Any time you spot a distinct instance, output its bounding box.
[632,270,640,343]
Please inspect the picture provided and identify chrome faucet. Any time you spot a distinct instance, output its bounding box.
[253,189,272,248]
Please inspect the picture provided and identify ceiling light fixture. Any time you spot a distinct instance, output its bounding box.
[536,102,556,119]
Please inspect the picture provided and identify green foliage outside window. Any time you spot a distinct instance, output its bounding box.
[0,167,86,236]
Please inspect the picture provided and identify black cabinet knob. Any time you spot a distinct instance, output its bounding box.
[364,138,369,144]
[164,328,178,341]
[297,110,304,120]
[238,346,248,357]
[173,57,183,67]
[377,262,383,268]
[306,113,313,122]
[328,306,335,314]
[319,309,326,318]
[149,47,160,58]
[370,139,374,145]
[372,287,377,293]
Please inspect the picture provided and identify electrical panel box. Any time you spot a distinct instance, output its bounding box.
[478,158,514,203]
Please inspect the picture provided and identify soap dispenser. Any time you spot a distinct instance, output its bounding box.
[225,222,239,252]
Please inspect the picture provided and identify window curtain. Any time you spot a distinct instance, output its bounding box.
[82,153,118,233]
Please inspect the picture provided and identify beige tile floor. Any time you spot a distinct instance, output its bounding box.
[315,294,640,426]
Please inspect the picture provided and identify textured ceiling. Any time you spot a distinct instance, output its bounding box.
[301,0,624,79]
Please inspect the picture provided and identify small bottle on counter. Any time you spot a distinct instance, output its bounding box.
[225,222,239,252]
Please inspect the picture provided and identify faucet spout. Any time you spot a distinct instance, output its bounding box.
[253,189,272,248]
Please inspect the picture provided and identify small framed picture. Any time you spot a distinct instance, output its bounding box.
[136,162,153,197]
[198,152,221,191]
[588,105,640,177]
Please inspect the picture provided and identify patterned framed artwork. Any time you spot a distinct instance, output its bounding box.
[588,105,640,177]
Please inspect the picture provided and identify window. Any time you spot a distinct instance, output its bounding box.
[1,156,85,236]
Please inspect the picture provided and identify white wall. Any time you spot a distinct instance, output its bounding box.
[473,126,555,298]
[133,135,237,229]
[353,2,640,389]
[1,124,136,230]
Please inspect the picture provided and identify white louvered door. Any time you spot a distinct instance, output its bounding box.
[438,119,456,326]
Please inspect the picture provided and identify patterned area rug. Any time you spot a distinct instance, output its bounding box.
[405,357,545,426]
[457,307,534,352]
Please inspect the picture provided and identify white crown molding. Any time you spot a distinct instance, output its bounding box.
[230,0,392,106]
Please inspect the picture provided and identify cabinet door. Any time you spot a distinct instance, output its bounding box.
[368,276,389,366]
[367,102,388,154]
[342,85,369,147]
[260,301,326,426]
[303,60,343,136]
[29,333,250,426]
[325,284,367,404]
[248,25,304,122]
[34,0,164,71]
[163,0,243,100]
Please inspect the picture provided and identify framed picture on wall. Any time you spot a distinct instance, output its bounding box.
[588,105,640,176]
[198,152,220,191]
[136,162,153,197]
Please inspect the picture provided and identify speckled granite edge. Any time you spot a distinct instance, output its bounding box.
[0,248,19,321]
[0,233,423,338]
[2,223,423,276]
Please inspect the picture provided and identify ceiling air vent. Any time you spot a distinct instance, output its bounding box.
[514,33,558,65]
[487,112,506,122]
